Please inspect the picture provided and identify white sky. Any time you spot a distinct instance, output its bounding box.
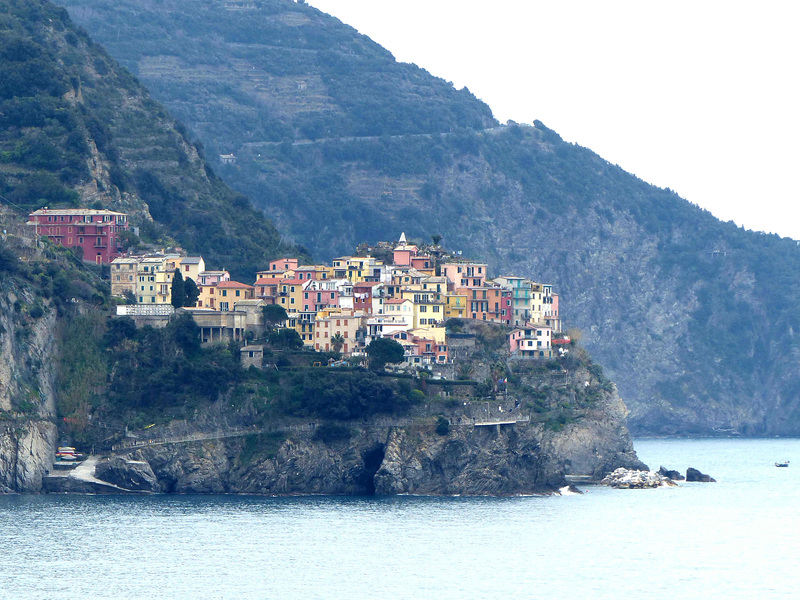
[307,0,800,239]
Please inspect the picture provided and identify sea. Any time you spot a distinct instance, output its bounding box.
[1,438,798,599]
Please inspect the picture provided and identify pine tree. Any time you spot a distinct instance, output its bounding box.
[170,268,185,308]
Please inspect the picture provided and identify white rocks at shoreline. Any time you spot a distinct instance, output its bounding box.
[601,467,677,489]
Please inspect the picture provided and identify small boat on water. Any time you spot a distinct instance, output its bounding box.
[775,460,790,467]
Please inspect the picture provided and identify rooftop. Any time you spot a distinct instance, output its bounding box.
[29,208,127,216]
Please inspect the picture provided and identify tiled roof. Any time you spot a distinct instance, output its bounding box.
[217,281,254,289]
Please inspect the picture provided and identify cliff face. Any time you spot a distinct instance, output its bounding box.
[0,278,59,492]
[0,421,57,493]
[95,381,643,496]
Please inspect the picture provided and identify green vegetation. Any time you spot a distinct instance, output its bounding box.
[0,0,307,281]
[280,370,416,420]
[366,337,405,371]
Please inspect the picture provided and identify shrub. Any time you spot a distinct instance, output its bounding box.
[313,423,352,444]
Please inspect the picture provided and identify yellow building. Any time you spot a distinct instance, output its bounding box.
[136,256,173,304]
[410,326,446,345]
[276,278,305,312]
[444,293,468,319]
[400,288,445,329]
[286,311,317,347]
[331,256,383,283]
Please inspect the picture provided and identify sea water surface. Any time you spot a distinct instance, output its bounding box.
[1,438,798,599]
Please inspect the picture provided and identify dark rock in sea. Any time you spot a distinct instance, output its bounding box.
[686,467,716,482]
[95,453,161,492]
[658,466,685,480]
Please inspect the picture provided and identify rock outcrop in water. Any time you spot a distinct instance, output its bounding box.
[658,466,685,481]
[686,467,716,482]
[601,468,676,489]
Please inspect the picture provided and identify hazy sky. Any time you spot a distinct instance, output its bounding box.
[307,0,800,239]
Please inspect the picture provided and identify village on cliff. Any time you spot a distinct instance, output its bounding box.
[27,207,567,366]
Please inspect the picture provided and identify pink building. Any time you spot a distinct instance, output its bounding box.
[410,255,434,272]
[302,280,340,312]
[269,257,300,272]
[509,324,553,358]
[27,208,129,264]
[198,271,230,286]
[441,262,488,289]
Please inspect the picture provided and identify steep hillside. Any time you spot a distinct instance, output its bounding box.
[57,0,800,436]
[0,0,304,279]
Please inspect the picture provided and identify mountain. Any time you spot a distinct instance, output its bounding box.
[53,0,800,436]
[0,0,304,279]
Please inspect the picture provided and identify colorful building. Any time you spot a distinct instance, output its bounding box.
[442,261,488,289]
[27,208,129,263]
[509,324,553,358]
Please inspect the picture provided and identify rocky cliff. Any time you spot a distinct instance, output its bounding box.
[0,276,59,492]
[63,363,643,496]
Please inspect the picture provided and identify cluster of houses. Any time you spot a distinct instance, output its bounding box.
[27,206,564,365]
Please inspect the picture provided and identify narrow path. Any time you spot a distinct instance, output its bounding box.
[241,125,510,150]
[68,455,137,492]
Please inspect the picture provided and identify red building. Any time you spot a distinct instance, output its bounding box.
[27,208,129,263]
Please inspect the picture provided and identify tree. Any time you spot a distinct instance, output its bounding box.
[331,333,345,354]
[431,234,442,246]
[366,337,405,371]
[104,316,137,348]
[263,304,288,330]
[170,268,185,309]
[184,277,200,307]
[268,327,303,350]
[117,229,139,253]
[169,312,201,356]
